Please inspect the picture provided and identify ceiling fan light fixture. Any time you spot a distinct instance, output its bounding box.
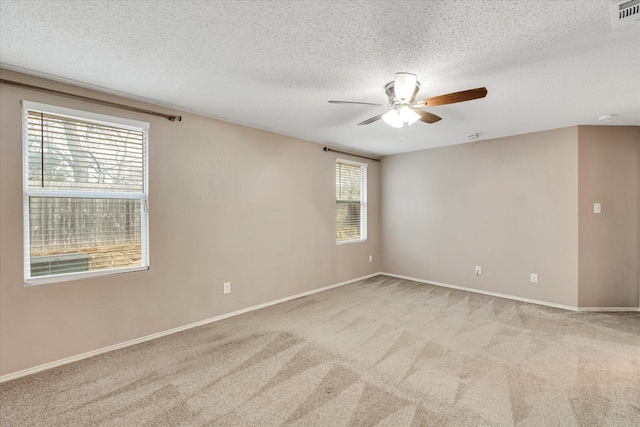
[382,109,404,128]
[394,72,417,102]
[382,106,420,128]
[400,106,420,125]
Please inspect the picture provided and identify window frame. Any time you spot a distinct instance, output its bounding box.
[335,158,367,245]
[22,101,150,285]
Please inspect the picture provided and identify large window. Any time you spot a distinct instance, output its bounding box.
[336,159,367,243]
[23,101,149,285]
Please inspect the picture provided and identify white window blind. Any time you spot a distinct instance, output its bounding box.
[23,101,149,284]
[336,159,367,243]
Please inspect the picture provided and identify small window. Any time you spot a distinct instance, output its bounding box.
[336,159,367,243]
[23,101,149,285]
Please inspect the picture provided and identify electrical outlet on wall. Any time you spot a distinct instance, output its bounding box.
[530,274,538,284]
[223,282,231,294]
[475,266,482,275]
[369,255,373,263]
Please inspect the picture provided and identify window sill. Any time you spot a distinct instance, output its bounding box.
[24,265,149,286]
[336,238,367,245]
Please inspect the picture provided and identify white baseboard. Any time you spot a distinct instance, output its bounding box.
[576,306,640,312]
[0,272,382,384]
[381,272,640,312]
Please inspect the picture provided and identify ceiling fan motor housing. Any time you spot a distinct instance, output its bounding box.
[385,80,421,105]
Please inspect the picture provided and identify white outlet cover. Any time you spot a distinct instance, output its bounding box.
[223,282,231,294]
[475,266,482,275]
[530,274,538,283]
[594,203,601,214]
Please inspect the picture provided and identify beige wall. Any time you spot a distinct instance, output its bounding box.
[578,126,639,307]
[381,126,640,309]
[0,70,381,377]
[381,127,581,307]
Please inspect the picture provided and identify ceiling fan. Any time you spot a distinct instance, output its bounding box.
[329,72,487,128]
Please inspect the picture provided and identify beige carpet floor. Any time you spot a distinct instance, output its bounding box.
[1,275,639,426]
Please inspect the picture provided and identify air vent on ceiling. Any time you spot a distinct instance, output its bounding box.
[610,0,640,29]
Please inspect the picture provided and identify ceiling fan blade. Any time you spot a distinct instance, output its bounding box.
[420,87,488,107]
[329,100,386,107]
[357,114,384,125]
[413,109,442,124]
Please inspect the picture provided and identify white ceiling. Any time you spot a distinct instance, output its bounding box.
[1,0,639,155]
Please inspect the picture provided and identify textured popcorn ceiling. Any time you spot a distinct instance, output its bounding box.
[1,0,638,155]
